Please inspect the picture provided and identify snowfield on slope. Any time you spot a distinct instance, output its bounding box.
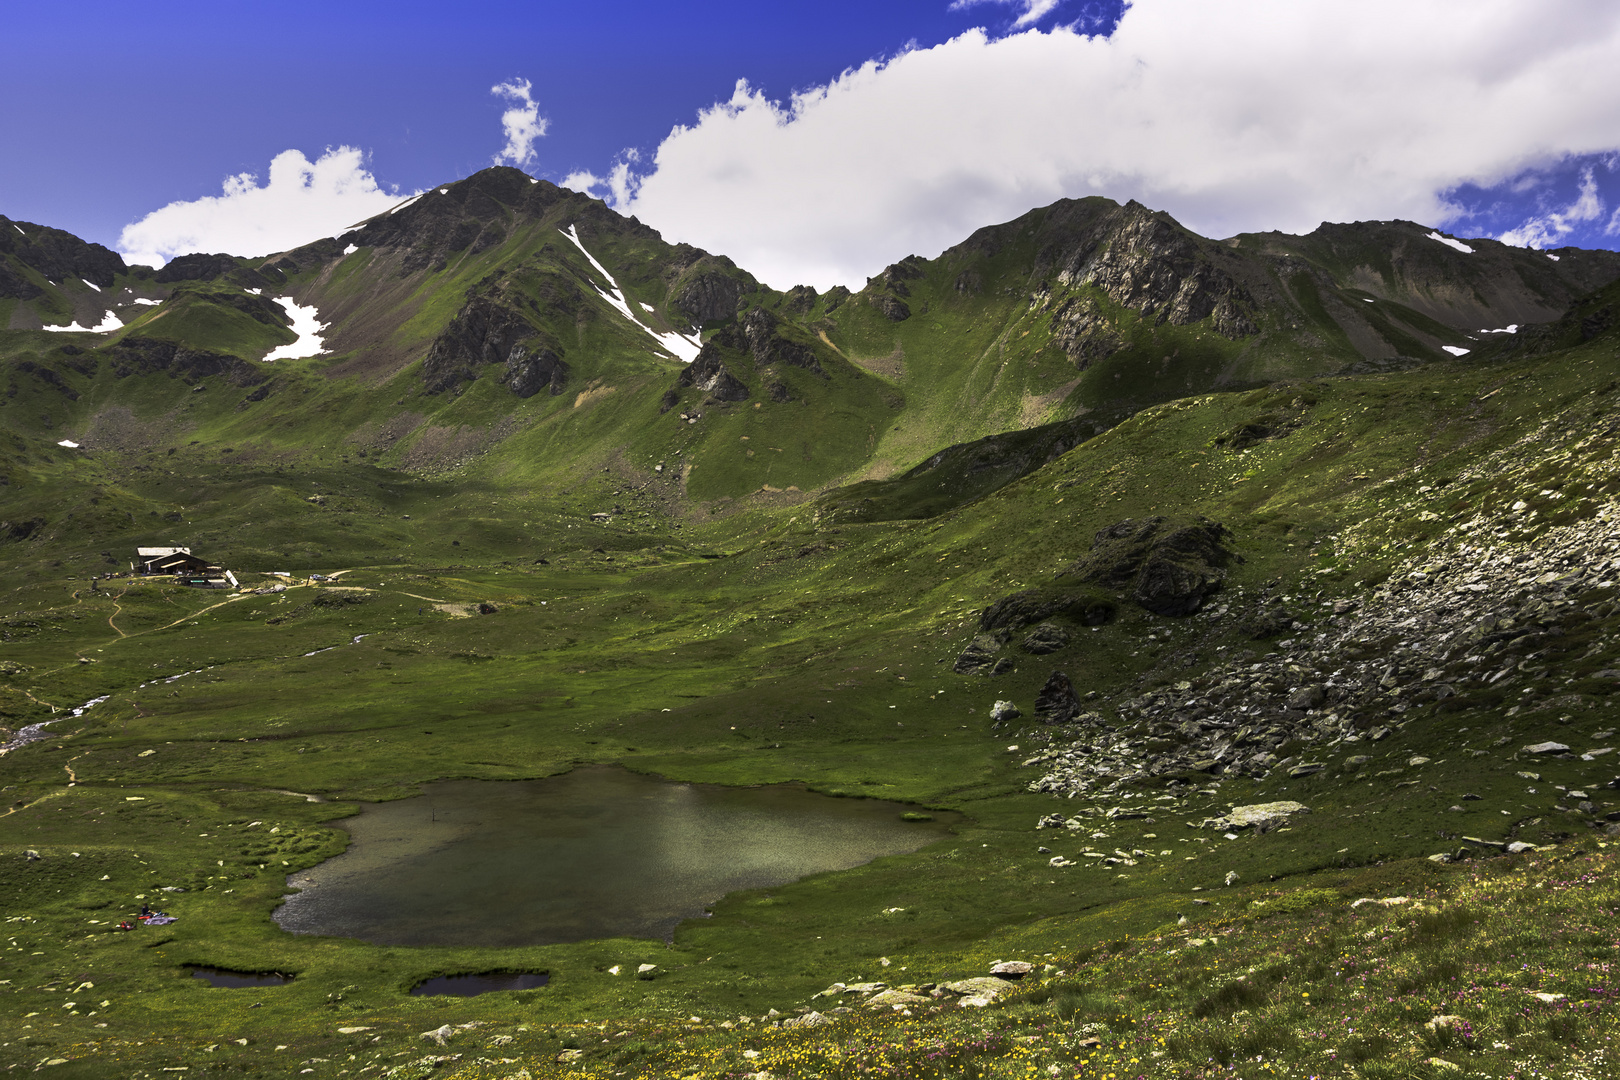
[561,225,701,363]
[262,297,328,361]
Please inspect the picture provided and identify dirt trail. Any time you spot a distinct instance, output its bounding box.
[147,594,246,634]
[107,584,131,638]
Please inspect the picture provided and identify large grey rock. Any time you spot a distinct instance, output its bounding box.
[954,634,1005,675]
[1286,684,1326,710]
[940,977,1012,998]
[1034,671,1082,724]
[1213,801,1310,831]
[1065,516,1237,616]
[1524,741,1570,755]
[990,700,1021,722]
[1020,623,1071,654]
[864,990,929,1008]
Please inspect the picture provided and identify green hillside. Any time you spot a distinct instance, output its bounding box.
[2,178,1620,1078]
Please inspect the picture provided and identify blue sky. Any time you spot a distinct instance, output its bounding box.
[5,1,1620,289]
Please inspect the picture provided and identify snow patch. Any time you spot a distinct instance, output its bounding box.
[639,301,655,312]
[42,311,124,333]
[1442,345,1471,356]
[246,287,262,295]
[388,190,426,215]
[12,225,22,235]
[438,188,449,195]
[1481,324,1518,334]
[57,439,80,448]
[262,297,328,361]
[82,279,100,292]
[131,298,159,306]
[559,225,701,362]
[1426,231,1475,254]
[1547,252,1561,261]
[529,177,539,184]
[1362,297,1374,303]
[343,244,358,256]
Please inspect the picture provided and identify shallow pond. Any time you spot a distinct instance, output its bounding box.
[189,966,294,988]
[273,766,957,948]
[410,972,550,996]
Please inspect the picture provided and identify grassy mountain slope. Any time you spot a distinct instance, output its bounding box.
[3,181,1620,1077]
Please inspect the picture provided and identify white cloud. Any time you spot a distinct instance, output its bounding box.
[949,0,1063,29]
[597,1,1620,290]
[492,78,548,168]
[562,150,641,206]
[1498,167,1605,248]
[119,147,406,268]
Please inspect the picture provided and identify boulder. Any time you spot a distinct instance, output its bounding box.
[1034,671,1082,724]
[864,989,929,1009]
[1020,623,1071,654]
[989,961,1034,978]
[954,634,1005,675]
[1286,684,1326,710]
[940,977,1012,998]
[1213,801,1309,831]
[990,700,1021,722]
[1064,516,1237,616]
[1524,741,1570,755]
[979,587,1114,633]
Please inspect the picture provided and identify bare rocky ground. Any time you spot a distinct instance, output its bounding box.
[1011,501,1620,841]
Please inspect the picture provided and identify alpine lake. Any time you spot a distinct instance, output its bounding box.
[273,766,960,950]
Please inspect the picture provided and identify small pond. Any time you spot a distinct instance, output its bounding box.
[410,972,550,996]
[189,966,294,988]
[273,766,957,947]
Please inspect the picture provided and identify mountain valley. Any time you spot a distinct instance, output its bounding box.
[3,169,1620,1078]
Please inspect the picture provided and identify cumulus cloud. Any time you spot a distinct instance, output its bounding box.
[1497,167,1607,249]
[119,147,406,267]
[492,78,548,168]
[588,0,1620,290]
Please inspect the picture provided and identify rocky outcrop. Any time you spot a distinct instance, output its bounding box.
[783,285,818,314]
[1026,501,1620,805]
[1051,204,1258,338]
[109,338,267,387]
[156,252,263,287]
[980,586,1116,633]
[670,266,746,327]
[677,345,750,402]
[1021,623,1071,654]
[1064,516,1237,616]
[711,308,826,377]
[422,294,563,395]
[0,216,125,297]
[345,167,577,275]
[502,345,568,398]
[1035,671,1083,724]
[954,633,1011,675]
[1047,294,1124,368]
[865,256,924,322]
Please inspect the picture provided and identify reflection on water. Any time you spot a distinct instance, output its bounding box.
[274,766,957,948]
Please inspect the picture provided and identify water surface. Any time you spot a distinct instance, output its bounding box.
[274,766,956,947]
[410,972,550,996]
[189,967,293,988]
